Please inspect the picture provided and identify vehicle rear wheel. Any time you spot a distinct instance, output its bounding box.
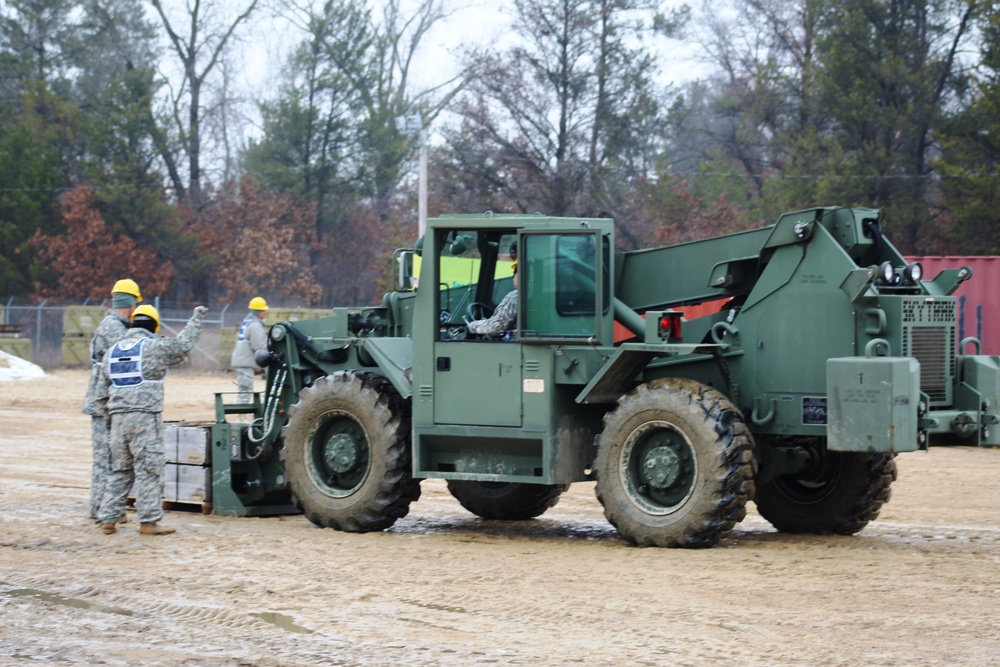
[754,440,896,535]
[594,378,755,548]
[281,372,420,532]
[446,480,568,520]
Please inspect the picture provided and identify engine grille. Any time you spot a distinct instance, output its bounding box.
[901,299,955,405]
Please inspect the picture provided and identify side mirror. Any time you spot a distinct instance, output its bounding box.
[393,248,417,291]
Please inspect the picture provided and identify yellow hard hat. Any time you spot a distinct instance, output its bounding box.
[249,296,268,311]
[111,278,142,302]
[131,304,160,333]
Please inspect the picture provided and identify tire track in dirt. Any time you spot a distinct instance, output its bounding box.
[3,371,999,666]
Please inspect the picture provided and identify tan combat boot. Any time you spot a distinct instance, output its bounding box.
[139,522,176,536]
[99,523,117,535]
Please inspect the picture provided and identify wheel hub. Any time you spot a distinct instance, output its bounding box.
[305,410,371,497]
[325,433,359,473]
[640,446,681,490]
[620,420,696,515]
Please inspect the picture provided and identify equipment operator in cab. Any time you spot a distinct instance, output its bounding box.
[467,260,517,338]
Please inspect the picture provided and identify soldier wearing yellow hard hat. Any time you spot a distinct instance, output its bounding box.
[130,304,161,332]
[110,279,142,307]
[82,278,143,523]
[97,303,208,536]
[231,297,269,403]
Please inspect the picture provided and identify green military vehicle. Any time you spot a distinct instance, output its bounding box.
[214,206,999,547]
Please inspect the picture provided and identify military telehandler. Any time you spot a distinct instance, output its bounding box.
[204,206,998,547]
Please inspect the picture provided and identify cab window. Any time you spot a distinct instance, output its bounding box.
[523,233,607,338]
[436,229,518,339]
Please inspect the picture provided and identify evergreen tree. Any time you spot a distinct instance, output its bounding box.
[0,0,78,296]
[681,0,982,252]
[937,3,1000,254]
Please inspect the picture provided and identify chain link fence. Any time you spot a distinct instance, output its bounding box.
[0,298,328,370]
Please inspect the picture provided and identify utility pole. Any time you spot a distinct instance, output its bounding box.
[418,124,427,238]
[396,115,427,237]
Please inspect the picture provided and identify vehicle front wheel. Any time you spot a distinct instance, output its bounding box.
[281,372,419,532]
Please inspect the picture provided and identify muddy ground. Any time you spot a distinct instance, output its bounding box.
[1,369,998,666]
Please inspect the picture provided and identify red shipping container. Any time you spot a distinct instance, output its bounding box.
[907,256,1000,356]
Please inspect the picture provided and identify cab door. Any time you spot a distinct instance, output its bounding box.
[433,341,521,426]
[431,229,522,426]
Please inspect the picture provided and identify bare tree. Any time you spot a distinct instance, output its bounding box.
[324,0,460,221]
[148,0,260,207]
[443,0,684,225]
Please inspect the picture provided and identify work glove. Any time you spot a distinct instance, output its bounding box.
[194,306,208,316]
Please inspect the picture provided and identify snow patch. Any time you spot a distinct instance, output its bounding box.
[0,350,45,381]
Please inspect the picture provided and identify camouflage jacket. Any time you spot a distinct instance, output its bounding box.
[82,311,130,416]
[100,309,205,414]
[467,290,518,337]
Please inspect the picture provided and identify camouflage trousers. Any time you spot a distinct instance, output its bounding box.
[235,367,255,404]
[89,415,112,519]
[97,411,165,525]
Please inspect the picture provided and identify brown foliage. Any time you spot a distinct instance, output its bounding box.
[186,176,323,306]
[301,198,415,307]
[365,198,422,301]
[616,176,754,250]
[31,186,173,300]
[652,188,750,246]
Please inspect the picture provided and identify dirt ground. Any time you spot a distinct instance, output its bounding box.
[1,369,998,667]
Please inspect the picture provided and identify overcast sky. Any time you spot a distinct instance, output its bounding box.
[241,0,705,101]
[155,0,707,150]
[408,0,706,90]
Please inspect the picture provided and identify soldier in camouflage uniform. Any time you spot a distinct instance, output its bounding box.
[230,296,269,403]
[82,279,142,521]
[467,261,518,338]
[97,304,207,536]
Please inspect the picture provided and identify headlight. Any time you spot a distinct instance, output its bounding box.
[903,262,923,284]
[879,261,895,284]
[270,324,286,341]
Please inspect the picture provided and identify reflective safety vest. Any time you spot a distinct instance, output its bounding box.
[108,338,148,387]
[236,315,254,344]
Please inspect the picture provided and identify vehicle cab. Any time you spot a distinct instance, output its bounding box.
[406,213,616,483]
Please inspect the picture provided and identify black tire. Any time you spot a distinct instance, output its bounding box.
[446,480,568,520]
[594,378,755,548]
[754,440,897,535]
[280,372,420,532]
